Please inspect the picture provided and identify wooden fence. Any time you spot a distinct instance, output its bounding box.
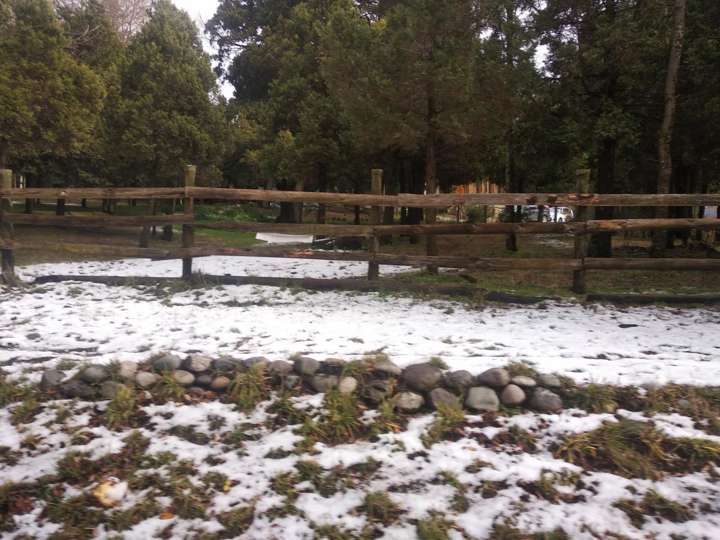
[1,167,719,295]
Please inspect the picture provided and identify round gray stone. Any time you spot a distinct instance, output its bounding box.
[530,388,563,413]
[151,353,182,372]
[182,354,212,373]
[476,368,510,388]
[321,358,346,375]
[283,374,301,390]
[136,372,159,388]
[500,384,526,406]
[511,376,537,388]
[40,369,65,390]
[173,370,195,386]
[444,370,474,390]
[268,360,293,377]
[79,365,110,384]
[210,376,231,391]
[195,374,213,388]
[363,379,395,404]
[60,380,96,400]
[293,356,320,376]
[338,376,358,395]
[429,388,460,410]
[244,356,270,370]
[402,363,443,392]
[529,388,563,413]
[118,361,138,381]
[538,374,562,388]
[100,381,127,400]
[392,392,424,413]
[465,387,500,412]
[371,358,402,377]
[310,374,339,393]
[212,357,239,372]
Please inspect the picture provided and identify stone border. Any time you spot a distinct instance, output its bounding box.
[38,353,565,414]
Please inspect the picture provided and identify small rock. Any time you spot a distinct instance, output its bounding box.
[195,374,213,388]
[40,369,65,390]
[293,356,320,376]
[311,374,339,393]
[500,384,526,406]
[476,368,510,387]
[371,358,402,377]
[173,370,195,386]
[136,372,159,388]
[151,353,182,372]
[402,363,443,392]
[100,381,127,400]
[511,376,537,388]
[118,361,138,381]
[59,380,96,400]
[321,358,346,375]
[212,357,239,372]
[465,387,500,412]
[25,332,41,341]
[529,388,563,413]
[338,376,358,395]
[182,354,212,373]
[268,360,293,377]
[444,370,474,390]
[187,387,206,398]
[363,379,395,404]
[244,356,270,370]
[429,388,460,410]
[538,374,562,388]
[79,365,110,384]
[392,392,424,413]
[210,376,231,391]
[283,374,301,390]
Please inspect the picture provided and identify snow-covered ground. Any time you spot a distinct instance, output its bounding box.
[2,257,720,539]
[1,257,719,386]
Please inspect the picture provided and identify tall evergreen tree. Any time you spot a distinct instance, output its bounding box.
[106,0,227,186]
[0,0,104,172]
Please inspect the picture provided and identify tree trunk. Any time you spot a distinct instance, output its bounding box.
[653,0,687,253]
[589,138,616,257]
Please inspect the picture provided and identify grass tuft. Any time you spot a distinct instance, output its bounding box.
[421,404,465,448]
[228,364,269,412]
[417,512,454,540]
[358,491,402,525]
[104,385,137,430]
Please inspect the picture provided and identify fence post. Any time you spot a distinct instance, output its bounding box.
[368,169,383,280]
[182,165,196,280]
[1,169,15,280]
[572,169,591,294]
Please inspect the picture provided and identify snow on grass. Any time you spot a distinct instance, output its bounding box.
[2,257,719,386]
[1,392,718,539]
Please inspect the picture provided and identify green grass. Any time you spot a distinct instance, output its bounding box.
[421,404,465,448]
[195,228,261,248]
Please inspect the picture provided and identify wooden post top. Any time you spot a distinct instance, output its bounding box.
[184,165,197,187]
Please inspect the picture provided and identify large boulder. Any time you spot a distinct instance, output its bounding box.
[529,388,563,413]
[100,381,127,400]
[338,377,358,395]
[511,376,537,388]
[210,376,231,392]
[212,357,240,373]
[402,363,443,392]
[321,358,346,375]
[244,357,270,370]
[136,372,159,388]
[538,374,562,388]
[465,387,499,412]
[476,368,510,388]
[118,361,138,381]
[173,370,195,386]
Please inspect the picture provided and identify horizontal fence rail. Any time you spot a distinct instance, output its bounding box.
[3,186,720,207]
[1,166,718,297]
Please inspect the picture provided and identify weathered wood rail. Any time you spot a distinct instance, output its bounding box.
[1,166,718,296]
